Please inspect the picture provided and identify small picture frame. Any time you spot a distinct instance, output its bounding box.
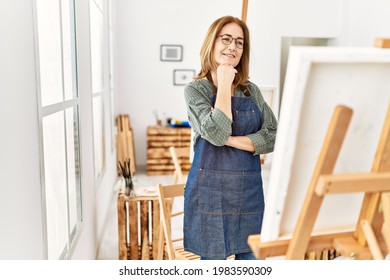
[160,45,183,62]
[173,69,195,86]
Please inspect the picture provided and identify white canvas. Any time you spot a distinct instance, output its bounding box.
[261,47,390,242]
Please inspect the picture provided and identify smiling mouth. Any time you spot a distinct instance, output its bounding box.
[223,53,235,58]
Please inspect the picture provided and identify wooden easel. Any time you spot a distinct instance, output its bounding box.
[380,193,390,254]
[248,104,390,259]
[117,114,136,176]
[241,0,248,23]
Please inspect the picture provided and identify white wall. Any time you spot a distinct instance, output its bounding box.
[116,0,390,167]
[116,0,242,166]
[247,0,341,92]
[329,0,390,46]
[0,0,44,259]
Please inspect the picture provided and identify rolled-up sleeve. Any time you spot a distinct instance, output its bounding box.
[185,83,232,146]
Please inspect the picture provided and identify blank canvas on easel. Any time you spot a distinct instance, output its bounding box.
[261,47,390,242]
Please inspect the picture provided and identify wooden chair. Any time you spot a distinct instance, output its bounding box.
[169,146,190,184]
[155,147,189,259]
[156,183,200,260]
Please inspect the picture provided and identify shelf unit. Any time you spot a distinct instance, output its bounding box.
[146,126,191,175]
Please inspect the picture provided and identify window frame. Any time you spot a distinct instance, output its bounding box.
[90,0,106,182]
[33,0,83,259]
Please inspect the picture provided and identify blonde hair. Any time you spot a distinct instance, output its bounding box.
[195,16,250,87]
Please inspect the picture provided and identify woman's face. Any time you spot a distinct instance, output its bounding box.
[213,22,244,68]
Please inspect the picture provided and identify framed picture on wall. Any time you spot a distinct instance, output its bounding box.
[160,45,183,61]
[173,69,195,86]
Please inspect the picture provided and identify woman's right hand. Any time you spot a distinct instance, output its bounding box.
[214,64,235,120]
[216,64,237,89]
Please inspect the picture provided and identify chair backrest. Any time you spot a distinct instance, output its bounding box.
[169,146,190,184]
[156,183,185,260]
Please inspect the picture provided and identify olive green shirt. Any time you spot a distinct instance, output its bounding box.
[184,79,278,155]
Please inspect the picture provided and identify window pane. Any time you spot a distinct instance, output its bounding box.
[94,0,103,10]
[61,0,77,101]
[42,111,68,259]
[90,0,104,93]
[65,107,81,236]
[108,0,113,29]
[109,29,114,89]
[93,96,105,178]
[109,88,116,151]
[36,0,63,106]
[36,0,81,260]
[108,0,115,151]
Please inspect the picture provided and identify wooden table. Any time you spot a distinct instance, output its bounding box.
[117,190,160,260]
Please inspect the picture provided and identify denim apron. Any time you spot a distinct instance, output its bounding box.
[184,94,264,258]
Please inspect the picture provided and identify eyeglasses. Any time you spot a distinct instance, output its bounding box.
[217,34,245,49]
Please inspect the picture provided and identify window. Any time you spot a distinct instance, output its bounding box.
[108,0,116,152]
[34,0,82,259]
[90,0,106,180]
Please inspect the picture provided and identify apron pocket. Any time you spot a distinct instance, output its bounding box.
[233,109,262,136]
[198,169,263,215]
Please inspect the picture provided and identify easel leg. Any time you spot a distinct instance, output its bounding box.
[286,106,353,259]
[361,220,384,260]
[355,104,390,245]
[381,193,390,253]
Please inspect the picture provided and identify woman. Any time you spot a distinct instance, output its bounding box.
[183,15,278,260]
